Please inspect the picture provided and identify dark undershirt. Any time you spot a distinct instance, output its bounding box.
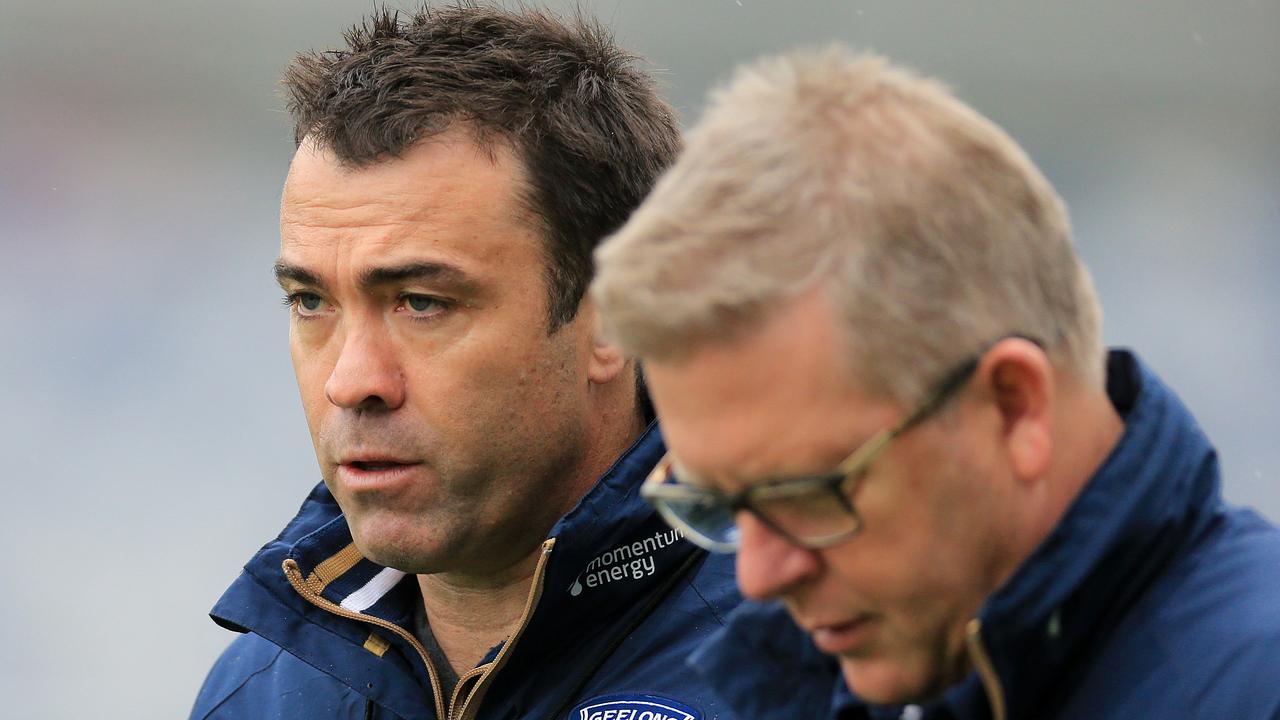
[413,598,461,704]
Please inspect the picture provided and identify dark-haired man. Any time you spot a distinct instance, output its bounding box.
[190,6,751,719]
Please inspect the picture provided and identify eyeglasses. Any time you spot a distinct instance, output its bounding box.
[641,352,984,553]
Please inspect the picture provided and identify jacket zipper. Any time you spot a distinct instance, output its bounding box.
[965,619,1007,720]
[283,558,447,720]
[284,538,556,720]
[450,664,489,713]
[451,538,555,720]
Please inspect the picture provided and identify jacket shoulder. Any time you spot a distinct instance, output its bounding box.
[1156,509,1280,713]
[688,599,840,719]
[1151,507,1280,640]
[191,633,371,720]
[685,550,741,621]
[1067,508,1280,718]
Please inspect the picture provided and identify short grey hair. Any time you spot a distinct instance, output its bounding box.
[591,46,1103,404]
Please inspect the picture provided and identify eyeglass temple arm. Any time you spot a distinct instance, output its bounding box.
[892,334,1045,437]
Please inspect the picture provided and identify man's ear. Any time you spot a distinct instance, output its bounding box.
[588,335,628,385]
[978,338,1054,483]
[578,301,628,385]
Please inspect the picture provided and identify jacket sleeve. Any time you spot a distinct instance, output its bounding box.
[190,632,372,720]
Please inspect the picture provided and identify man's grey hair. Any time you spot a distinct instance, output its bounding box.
[591,46,1104,404]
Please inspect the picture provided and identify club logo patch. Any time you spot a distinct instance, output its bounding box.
[570,693,701,720]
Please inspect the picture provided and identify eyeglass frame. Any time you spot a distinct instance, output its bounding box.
[640,340,1027,553]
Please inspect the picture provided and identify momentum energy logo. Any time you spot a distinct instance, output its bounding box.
[568,528,683,596]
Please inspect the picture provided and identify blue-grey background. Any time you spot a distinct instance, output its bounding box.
[1,1,1276,717]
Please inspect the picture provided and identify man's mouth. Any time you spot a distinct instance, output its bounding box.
[335,456,424,490]
[348,460,414,471]
[807,615,877,655]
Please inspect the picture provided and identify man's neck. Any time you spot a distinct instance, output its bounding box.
[1056,382,1126,506]
[415,408,647,678]
[414,382,647,678]
[1018,380,1127,562]
[415,546,543,678]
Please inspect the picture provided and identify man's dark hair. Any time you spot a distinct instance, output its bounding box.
[283,2,682,331]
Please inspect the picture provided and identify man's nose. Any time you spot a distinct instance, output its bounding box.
[324,321,406,411]
[734,512,822,600]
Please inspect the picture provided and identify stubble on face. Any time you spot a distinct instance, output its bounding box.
[279,132,599,578]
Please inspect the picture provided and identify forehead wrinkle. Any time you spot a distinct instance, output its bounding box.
[283,150,491,229]
[280,188,455,232]
[282,160,532,249]
[278,131,549,310]
[279,188,497,266]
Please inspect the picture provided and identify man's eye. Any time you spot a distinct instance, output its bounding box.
[400,294,449,318]
[285,292,328,316]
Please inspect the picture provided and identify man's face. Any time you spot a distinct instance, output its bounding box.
[278,132,599,575]
[644,289,1011,704]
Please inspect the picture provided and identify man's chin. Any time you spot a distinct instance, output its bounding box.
[358,545,440,574]
[839,656,936,707]
[347,521,453,574]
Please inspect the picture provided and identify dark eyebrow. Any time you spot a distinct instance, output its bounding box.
[273,259,479,295]
[359,262,476,293]
[274,260,322,290]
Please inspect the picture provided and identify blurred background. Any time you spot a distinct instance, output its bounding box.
[1,1,1276,717]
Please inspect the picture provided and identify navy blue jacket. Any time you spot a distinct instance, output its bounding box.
[692,350,1280,719]
[192,426,747,720]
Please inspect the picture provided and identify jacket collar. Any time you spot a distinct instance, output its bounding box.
[964,349,1222,720]
[209,423,703,713]
[694,350,1225,720]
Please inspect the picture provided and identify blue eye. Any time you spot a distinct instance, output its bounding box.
[285,292,327,316]
[406,295,438,312]
[400,294,450,319]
